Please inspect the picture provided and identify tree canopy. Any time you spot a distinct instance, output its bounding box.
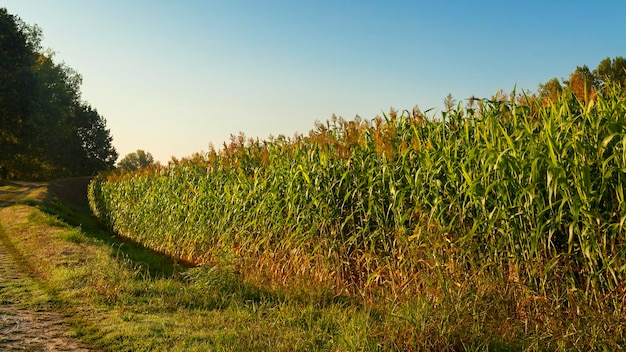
[0,8,117,180]
[594,56,626,87]
[117,150,155,172]
[538,56,626,103]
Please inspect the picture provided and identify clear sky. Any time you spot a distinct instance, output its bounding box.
[3,1,625,163]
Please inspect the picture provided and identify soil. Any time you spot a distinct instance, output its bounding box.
[0,181,91,351]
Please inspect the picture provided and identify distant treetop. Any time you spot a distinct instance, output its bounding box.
[117,150,155,172]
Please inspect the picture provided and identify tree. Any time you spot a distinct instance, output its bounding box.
[70,105,118,175]
[117,150,154,171]
[537,77,563,103]
[594,56,626,87]
[0,8,38,178]
[0,7,117,179]
[567,65,597,101]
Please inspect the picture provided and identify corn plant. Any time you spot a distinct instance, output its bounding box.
[89,82,626,300]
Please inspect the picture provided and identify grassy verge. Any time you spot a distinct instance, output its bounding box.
[0,179,624,350]
[0,180,377,351]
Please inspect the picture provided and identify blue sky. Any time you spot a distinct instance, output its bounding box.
[3,1,625,163]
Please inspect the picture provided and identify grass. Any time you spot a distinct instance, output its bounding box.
[0,180,45,203]
[0,180,384,351]
[2,84,626,350]
[90,85,626,302]
[0,181,547,351]
[88,83,626,349]
[0,176,623,351]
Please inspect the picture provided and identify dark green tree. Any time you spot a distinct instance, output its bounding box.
[594,56,626,87]
[69,105,118,175]
[0,8,38,178]
[0,7,117,179]
[117,150,154,172]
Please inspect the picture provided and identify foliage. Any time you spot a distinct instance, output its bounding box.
[537,77,563,103]
[539,56,625,104]
[1,177,623,351]
[117,150,155,171]
[0,7,117,180]
[568,65,597,102]
[595,56,626,87]
[90,82,626,310]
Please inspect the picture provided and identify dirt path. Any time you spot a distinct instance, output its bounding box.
[0,181,44,206]
[0,183,91,351]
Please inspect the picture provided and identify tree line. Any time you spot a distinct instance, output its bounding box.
[1,7,117,180]
[440,56,626,117]
[538,56,626,103]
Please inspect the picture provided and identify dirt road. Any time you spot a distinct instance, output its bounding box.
[0,182,90,351]
[0,181,42,206]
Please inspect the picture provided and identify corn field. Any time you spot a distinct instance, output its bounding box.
[89,84,626,300]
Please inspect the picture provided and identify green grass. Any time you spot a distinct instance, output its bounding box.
[1,83,625,350]
[0,177,621,351]
[92,87,626,298]
[87,82,626,349]
[0,181,390,351]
